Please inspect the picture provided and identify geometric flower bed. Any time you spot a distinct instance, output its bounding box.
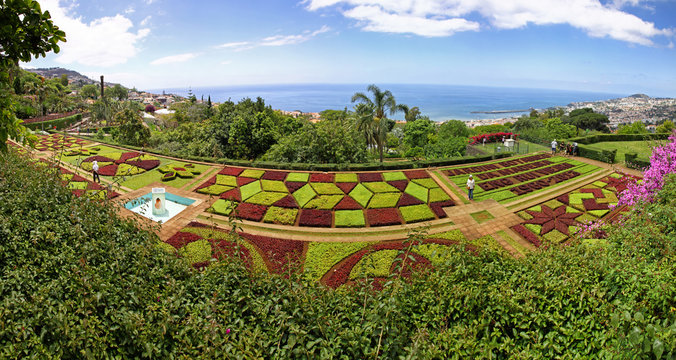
[442,154,600,203]
[164,223,490,289]
[511,172,640,247]
[80,152,160,177]
[59,167,120,199]
[198,167,455,228]
[33,134,90,151]
[158,163,202,181]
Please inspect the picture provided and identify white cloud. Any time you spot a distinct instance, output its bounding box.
[221,60,232,65]
[38,0,150,67]
[215,26,330,51]
[145,0,158,4]
[305,0,673,45]
[124,6,135,14]
[150,52,199,65]
[140,15,152,26]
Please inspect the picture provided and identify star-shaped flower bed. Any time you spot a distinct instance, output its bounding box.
[524,205,578,236]
[81,152,160,176]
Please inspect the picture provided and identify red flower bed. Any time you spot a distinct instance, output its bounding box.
[219,167,244,176]
[512,224,542,247]
[209,238,252,270]
[367,208,402,226]
[444,164,498,177]
[336,182,357,193]
[387,180,408,192]
[310,173,334,182]
[97,165,117,176]
[582,198,608,211]
[393,252,432,279]
[87,182,104,190]
[299,209,332,227]
[71,189,85,197]
[173,167,187,172]
[469,132,517,145]
[397,193,424,207]
[429,200,454,218]
[261,171,288,181]
[272,194,299,208]
[334,196,362,210]
[126,159,160,170]
[358,172,383,182]
[187,221,213,228]
[86,155,114,162]
[580,188,604,197]
[239,232,304,275]
[71,173,87,182]
[403,170,428,179]
[235,203,268,221]
[195,176,217,191]
[236,177,257,186]
[557,194,569,204]
[166,231,203,249]
[285,181,306,193]
[220,188,241,201]
[114,152,141,164]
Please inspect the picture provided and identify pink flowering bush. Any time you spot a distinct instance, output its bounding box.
[618,130,676,206]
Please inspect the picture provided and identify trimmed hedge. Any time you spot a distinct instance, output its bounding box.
[24,113,82,130]
[624,152,651,170]
[565,134,670,164]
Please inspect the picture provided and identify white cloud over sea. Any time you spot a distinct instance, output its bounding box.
[304,0,673,45]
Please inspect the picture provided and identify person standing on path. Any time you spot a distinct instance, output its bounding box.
[482,137,486,147]
[551,139,558,154]
[467,174,475,201]
[92,160,100,183]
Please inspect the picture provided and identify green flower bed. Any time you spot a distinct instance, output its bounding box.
[364,182,399,193]
[116,163,145,176]
[348,183,373,208]
[428,188,451,202]
[81,161,113,171]
[216,175,238,187]
[67,181,88,190]
[400,204,436,223]
[246,191,288,206]
[310,182,343,195]
[261,180,288,193]
[304,195,343,209]
[335,173,358,182]
[412,178,439,189]
[161,171,177,181]
[182,226,266,272]
[293,184,317,208]
[349,250,399,279]
[383,171,407,181]
[334,210,366,228]
[197,184,234,195]
[303,241,373,281]
[239,181,262,201]
[240,169,265,179]
[404,182,428,203]
[179,239,212,265]
[208,199,237,216]
[415,243,454,266]
[367,193,401,208]
[286,172,310,182]
[176,170,194,178]
[263,206,298,225]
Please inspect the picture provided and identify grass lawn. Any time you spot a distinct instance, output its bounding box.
[471,139,549,155]
[586,141,656,163]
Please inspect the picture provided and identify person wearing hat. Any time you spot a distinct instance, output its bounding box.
[551,139,557,154]
[92,160,100,183]
[466,174,475,201]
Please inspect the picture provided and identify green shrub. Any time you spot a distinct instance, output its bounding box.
[286,172,310,182]
[239,181,262,201]
[216,175,238,187]
[240,169,265,179]
[349,250,398,279]
[246,191,287,206]
[348,183,373,208]
[335,173,358,182]
[412,178,438,189]
[428,188,451,202]
[292,183,317,207]
[364,182,399,193]
[179,239,212,264]
[304,195,343,210]
[310,182,343,195]
[208,199,237,216]
[303,241,373,281]
[383,171,407,181]
[176,170,194,179]
[197,184,233,195]
[334,210,366,227]
[261,180,288,193]
[404,182,428,203]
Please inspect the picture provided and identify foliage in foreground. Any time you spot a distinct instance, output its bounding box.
[0,150,674,358]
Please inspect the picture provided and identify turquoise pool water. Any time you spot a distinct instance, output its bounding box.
[124,192,196,223]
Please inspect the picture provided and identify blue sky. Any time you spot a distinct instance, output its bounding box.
[24,0,676,96]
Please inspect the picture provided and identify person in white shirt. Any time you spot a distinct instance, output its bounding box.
[551,139,558,154]
[92,160,100,183]
[466,174,475,200]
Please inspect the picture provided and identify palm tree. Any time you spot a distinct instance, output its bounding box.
[397,104,421,122]
[351,84,397,162]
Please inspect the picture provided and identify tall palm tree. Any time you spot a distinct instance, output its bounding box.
[397,104,421,122]
[351,84,397,162]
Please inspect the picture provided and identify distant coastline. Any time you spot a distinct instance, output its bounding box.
[151,84,623,122]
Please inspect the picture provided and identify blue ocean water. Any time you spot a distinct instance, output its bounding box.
[153,84,623,121]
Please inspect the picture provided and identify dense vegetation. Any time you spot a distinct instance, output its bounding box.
[1,147,674,358]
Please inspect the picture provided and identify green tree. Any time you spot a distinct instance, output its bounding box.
[396,104,421,122]
[59,73,68,87]
[565,108,609,134]
[617,121,648,135]
[80,84,99,99]
[438,119,469,138]
[656,120,675,134]
[404,118,435,149]
[113,108,150,146]
[109,84,128,101]
[545,118,577,140]
[0,0,65,151]
[351,84,398,162]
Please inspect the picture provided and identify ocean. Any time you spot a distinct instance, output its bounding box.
[152,84,623,122]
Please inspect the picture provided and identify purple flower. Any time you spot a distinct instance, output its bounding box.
[226,328,231,334]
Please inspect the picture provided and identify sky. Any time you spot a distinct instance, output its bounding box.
[23,0,676,97]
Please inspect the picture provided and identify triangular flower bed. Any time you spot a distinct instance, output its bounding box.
[336,182,357,194]
[334,196,362,210]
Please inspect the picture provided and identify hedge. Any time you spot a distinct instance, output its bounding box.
[624,152,651,170]
[567,133,671,145]
[25,113,82,130]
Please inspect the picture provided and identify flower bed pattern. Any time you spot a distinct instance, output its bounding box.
[33,134,90,151]
[443,154,600,203]
[510,172,640,246]
[195,167,455,228]
[59,167,119,199]
[80,152,160,177]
